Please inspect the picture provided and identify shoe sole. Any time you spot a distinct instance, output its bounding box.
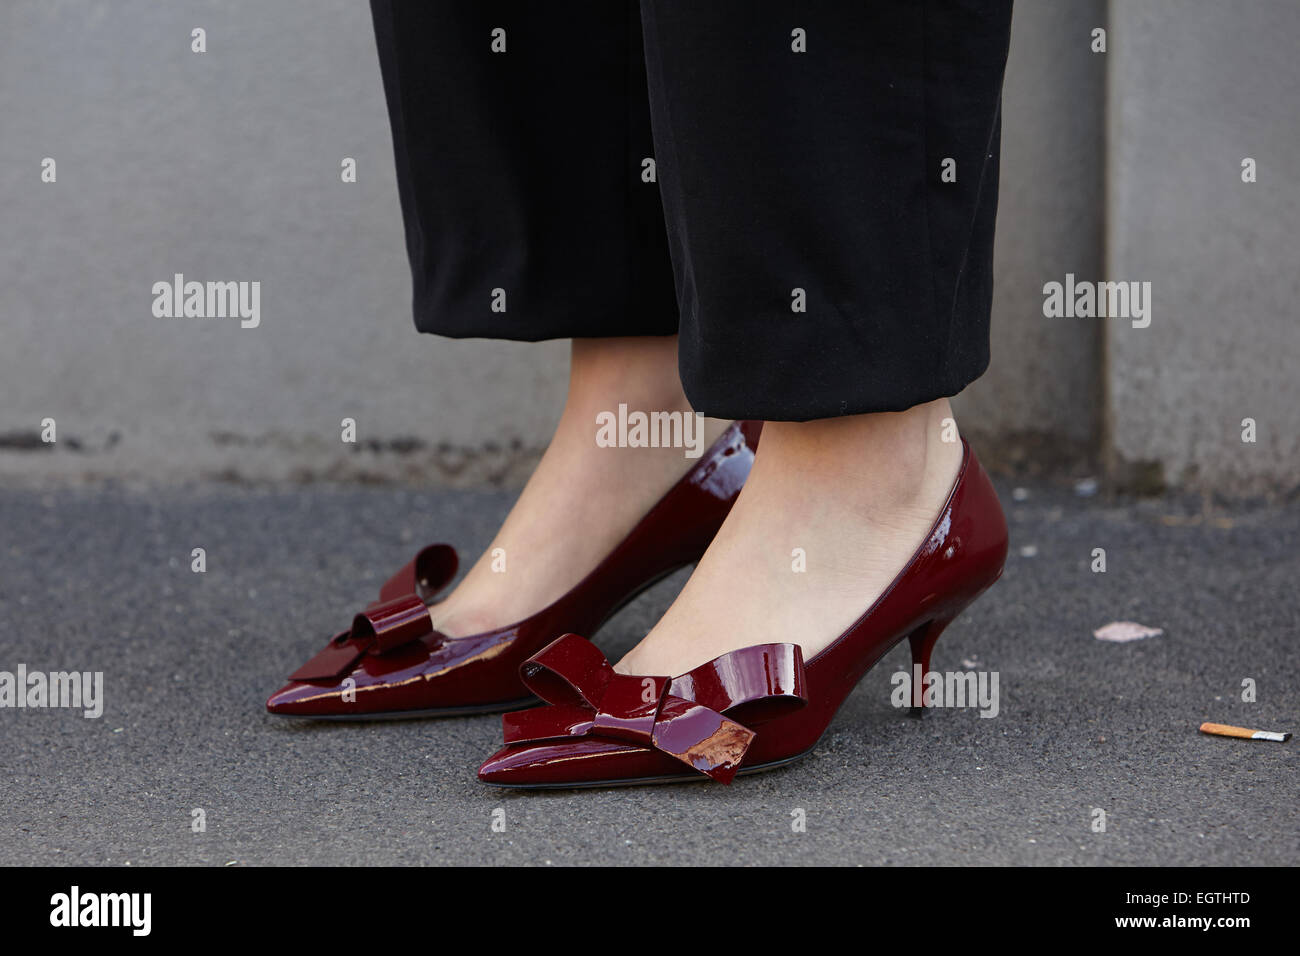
[478,746,815,789]
[268,694,539,722]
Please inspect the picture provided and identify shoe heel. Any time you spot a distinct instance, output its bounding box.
[907,616,954,717]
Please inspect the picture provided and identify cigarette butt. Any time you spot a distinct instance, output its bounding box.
[1199,722,1291,743]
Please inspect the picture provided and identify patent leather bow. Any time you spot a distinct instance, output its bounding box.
[502,634,808,783]
[287,544,458,682]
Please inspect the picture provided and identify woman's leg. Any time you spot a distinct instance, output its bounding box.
[369,3,727,635]
[618,0,1013,673]
[620,398,961,674]
[432,336,726,637]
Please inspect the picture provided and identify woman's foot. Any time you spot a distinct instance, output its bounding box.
[617,399,964,676]
[430,335,728,637]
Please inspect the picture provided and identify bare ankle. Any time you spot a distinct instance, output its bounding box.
[750,399,961,512]
[567,336,692,417]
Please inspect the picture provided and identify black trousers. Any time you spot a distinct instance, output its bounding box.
[370,1,1013,421]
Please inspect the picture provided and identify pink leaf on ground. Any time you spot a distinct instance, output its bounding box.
[1093,621,1164,642]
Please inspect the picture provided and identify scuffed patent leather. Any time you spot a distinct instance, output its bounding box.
[478,439,1008,787]
[267,420,762,718]
[501,634,806,783]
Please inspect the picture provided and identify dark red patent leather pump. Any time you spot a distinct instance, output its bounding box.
[477,438,1007,787]
[266,420,761,718]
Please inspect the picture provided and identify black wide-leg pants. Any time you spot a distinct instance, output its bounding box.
[370,1,1013,421]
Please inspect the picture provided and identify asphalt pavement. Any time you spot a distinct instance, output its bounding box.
[1,478,1295,865]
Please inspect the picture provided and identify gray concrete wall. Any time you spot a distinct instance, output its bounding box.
[0,1,1293,494]
[1105,0,1300,496]
[0,0,568,487]
[957,0,1106,472]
